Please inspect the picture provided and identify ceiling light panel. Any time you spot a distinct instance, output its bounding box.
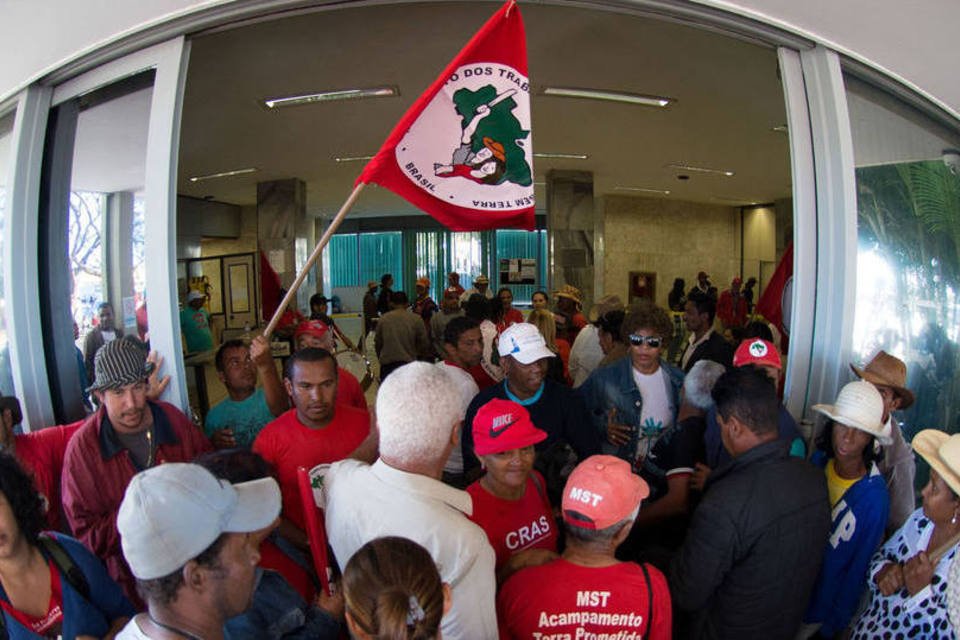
[534,152,588,160]
[666,162,735,177]
[189,167,258,182]
[264,86,398,109]
[543,87,674,108]
[614,186,671,195]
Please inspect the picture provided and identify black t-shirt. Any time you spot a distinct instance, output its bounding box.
[639,415,706,503]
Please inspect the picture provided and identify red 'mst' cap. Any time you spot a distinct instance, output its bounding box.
[293,320,329,341]
[472,399,547,456]
[562,455,649,530]
[733,338,781,370]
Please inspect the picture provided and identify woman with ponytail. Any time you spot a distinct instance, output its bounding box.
[343,537,450,640]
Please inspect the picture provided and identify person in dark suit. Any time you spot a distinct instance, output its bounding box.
[679,291,733,373]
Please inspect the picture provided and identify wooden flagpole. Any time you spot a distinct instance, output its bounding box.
[263,182,366,337]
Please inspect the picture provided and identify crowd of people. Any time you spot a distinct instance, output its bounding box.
[0,269,957,639]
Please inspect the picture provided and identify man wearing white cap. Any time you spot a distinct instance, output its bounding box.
[462,323,601,503]
[114,463,281,640]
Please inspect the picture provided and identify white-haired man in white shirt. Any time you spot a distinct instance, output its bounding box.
[324,362,497,640]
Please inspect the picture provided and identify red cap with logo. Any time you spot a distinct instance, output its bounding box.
[562,455,649,530]
[472,398,547,456]
[733,338,782,370]
[293,320,329,341]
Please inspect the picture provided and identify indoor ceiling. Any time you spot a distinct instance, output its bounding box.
[176,1,792,218]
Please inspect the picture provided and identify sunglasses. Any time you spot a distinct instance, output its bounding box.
[628,334,663,348]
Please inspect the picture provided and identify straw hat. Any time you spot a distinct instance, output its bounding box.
[850,350,915,409]
[913,430,960,497]
[588,295,624,323]
[554,284,583,306]
[811,380,889,444]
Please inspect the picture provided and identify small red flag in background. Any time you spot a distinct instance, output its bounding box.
[259,250,283,323]
[756,243,794,352]
[357,1,534,231]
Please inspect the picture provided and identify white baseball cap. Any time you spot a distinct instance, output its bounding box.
[498,323,555,365]
[118,463,281,580]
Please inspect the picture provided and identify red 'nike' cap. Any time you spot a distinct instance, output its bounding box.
[472,398,547,456]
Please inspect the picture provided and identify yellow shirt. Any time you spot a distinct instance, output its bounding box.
[825,459,860,507]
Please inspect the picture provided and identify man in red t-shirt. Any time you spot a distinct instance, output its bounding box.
[497,455,672,640]
[293,319,368,410]
[253,348,375,550]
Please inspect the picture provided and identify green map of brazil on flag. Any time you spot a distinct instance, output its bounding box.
[357,1,535,231]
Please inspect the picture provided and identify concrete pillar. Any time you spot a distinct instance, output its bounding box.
[105,191,135,332]
[257,178,306,316]
[546,170,596,307]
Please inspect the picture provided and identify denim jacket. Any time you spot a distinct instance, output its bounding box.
[578,355,684,464]
[224,569,340,640]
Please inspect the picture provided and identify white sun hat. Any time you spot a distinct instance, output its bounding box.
[811,380,889,445]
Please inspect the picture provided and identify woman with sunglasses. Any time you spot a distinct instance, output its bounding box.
[579,301,684,467]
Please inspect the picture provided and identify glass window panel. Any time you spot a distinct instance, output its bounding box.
[359,231,402,288]
[496,229,544,305]
[0,111,16,397]
[328,234,359,288]
[847,74,960,457]
[50,72,156,420]
[414,231,443,301]
[450,232,483,290]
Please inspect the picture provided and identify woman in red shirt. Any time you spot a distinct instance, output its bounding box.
[495,288,525,334]
[0,452,134,639]
[466,399,559,578]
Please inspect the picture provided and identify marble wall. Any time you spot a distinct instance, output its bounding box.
[602,194,742,309]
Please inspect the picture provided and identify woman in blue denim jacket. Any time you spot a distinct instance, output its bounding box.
[0,452,135,639]
[579,302,684,467]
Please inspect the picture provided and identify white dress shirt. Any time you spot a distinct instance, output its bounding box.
[569,324,604,387]
[325,459,497,640]
[436,360,480,474]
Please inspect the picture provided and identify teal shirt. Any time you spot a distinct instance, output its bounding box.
[204,388,274,448]
[180,307,213,352]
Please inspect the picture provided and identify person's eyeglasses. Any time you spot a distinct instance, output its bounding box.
[628,334,662,348]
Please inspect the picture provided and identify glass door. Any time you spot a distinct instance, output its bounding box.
[38,39,189,422]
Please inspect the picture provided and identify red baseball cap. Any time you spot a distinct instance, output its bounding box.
[293,320,329,341]
[472,399,547,456]
[733,338,782,370]
[562,455,649,530]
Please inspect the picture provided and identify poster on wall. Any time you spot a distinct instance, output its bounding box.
[500,258,537,285]
[629,271,656,303]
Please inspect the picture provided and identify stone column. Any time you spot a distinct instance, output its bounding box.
[546,170,596,307]
[257,178,306,298]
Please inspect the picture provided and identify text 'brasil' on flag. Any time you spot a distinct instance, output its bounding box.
[357,1,534,231]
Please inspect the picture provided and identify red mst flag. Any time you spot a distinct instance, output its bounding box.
[756,243,794,350]
[357,1,535,231]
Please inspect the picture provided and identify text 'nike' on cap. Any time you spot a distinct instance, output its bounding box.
[472,398,547,456]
